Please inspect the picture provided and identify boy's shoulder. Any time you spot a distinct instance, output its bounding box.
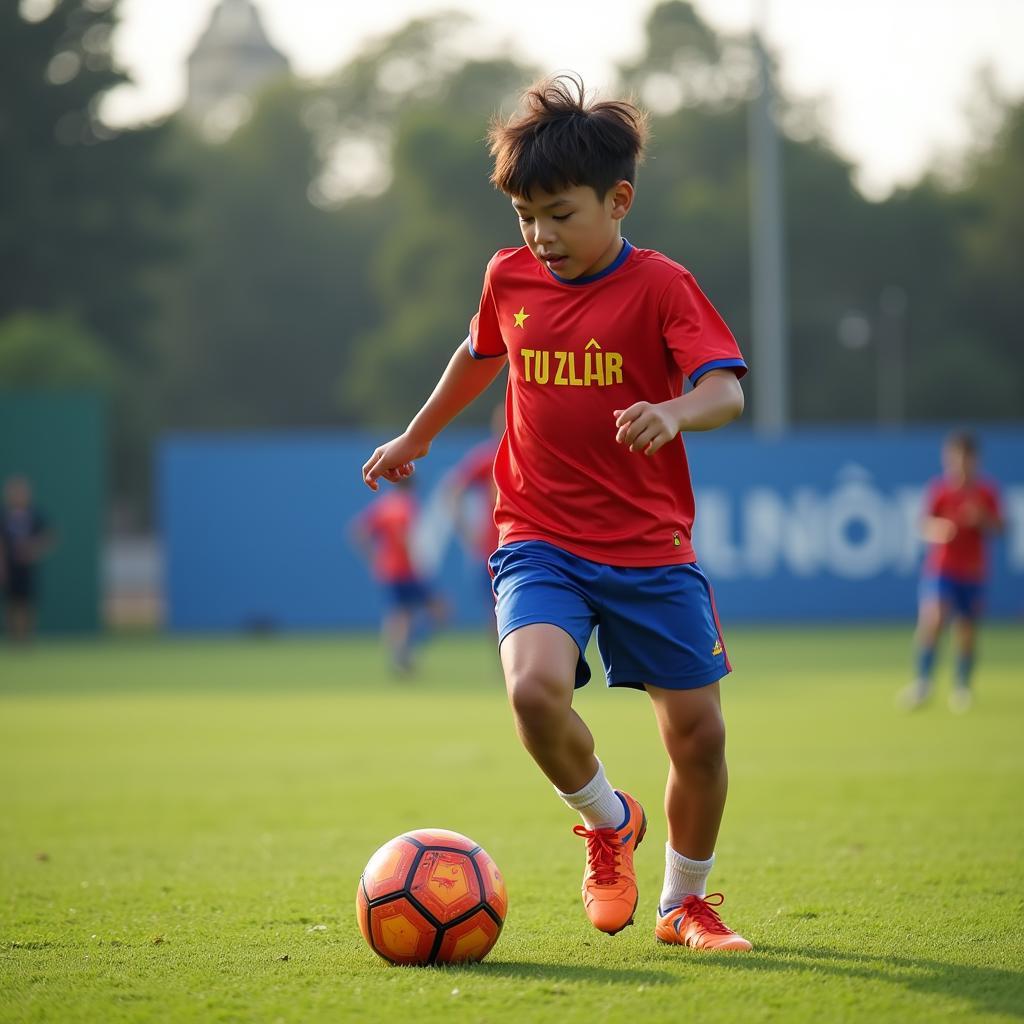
[486,245,533,275]
[628,246,698,285]
[975,475,1003,500]
[483,243,697,288]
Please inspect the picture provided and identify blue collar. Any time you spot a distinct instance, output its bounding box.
[547,239,633,285]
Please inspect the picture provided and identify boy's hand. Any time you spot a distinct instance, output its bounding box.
[362,433,430,490]
[614,402,679,455]
[922,516,957,544]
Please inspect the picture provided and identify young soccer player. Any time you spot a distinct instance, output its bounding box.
[902,432,1004,713]
[0,475,55,644]
[350,478,447,675]
[362,75,751,950]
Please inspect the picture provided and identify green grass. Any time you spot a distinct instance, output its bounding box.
[1,626,1022,1023]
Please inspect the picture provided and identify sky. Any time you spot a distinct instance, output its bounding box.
[100,0,1024,198]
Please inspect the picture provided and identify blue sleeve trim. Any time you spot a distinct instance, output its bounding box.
[467,336,505,360]
[689,358,748,386]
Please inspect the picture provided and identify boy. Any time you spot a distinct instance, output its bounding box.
[0,475,55,644]
[903,432,1004,713]
[349,477,447,675]
[362,75,751,950]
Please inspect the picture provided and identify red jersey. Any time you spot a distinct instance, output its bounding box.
[468,241,746,566]
[451,438,501,557]
[354,491,418,583]
[923,476,1002,582]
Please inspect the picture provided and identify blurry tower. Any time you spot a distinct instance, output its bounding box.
[185,0,290,135]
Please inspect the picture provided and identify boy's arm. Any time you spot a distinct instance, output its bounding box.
[614,369,745,455]
[966,487,1005,534]
[921,516,956,544]
[919,483,955,543]
[362,340,507,490]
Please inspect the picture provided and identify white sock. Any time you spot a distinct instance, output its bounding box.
[660,845,715,912]
[555,759,624,829]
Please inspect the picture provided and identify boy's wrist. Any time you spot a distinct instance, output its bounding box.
[402,424,434,455]
[660,397,689,434]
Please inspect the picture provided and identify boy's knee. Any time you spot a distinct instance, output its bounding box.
[664,704,726,768]
[506,669,569,727]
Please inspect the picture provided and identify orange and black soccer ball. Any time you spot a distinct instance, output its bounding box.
[356,828,507,966]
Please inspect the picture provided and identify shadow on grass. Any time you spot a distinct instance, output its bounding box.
[461,960,673,987]
[675,943,1024,1019]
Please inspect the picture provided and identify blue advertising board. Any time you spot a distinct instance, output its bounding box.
[159,428,1023,630]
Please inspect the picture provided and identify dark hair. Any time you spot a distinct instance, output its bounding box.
[946,431,978,456]
[488,73,648,199]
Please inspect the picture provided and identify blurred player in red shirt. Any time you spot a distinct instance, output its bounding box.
[902,432,1004,712]
[363,75,751,950]
[350,478,446,675]
[446,405,504,604]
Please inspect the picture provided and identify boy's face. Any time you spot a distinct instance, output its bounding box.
[4,477,30,509]
[943,443,976,483]
[511,181,633,280]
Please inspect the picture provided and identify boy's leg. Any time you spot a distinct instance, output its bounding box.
[426,591,449,629]
[902,587,946,708]
[382,607,413,673]
[500,622,596,793]
[648,680,751,951]
[500,622,645,934]
[646,682,726,863]
[950,615,977,713]
[7,597,31,644]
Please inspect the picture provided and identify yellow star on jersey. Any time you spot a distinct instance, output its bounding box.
[513,306,529,329]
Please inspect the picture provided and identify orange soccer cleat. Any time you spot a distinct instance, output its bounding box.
[655,893,752,951]
[573,791,647,935]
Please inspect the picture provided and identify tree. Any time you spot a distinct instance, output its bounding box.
[149,82,380,431]
[341,61,528,425]
[0,0,186,368]
[0,0,188,509]
[0,310,115,386]
[947,94,1024,417]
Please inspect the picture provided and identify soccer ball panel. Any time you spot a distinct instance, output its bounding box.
[355,882,372,947]
[475,848,508,920]
[361,836,419,902]
[369,898,437,965]
[436,909,502,964]
[410,849,481,923]
[404,828,477,852]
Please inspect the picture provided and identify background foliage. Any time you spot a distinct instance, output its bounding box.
[2,0,1022,514]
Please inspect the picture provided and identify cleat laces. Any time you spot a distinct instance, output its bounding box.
[573,825,622,886]
[677,893,733,936]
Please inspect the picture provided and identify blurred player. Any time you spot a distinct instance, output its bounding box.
[902,432,1004,713]
[349,478,446,675]
[446,404,504,604]
[363,75,751,950]
[0,475,55,644]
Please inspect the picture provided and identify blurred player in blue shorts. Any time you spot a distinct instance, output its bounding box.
[902,432,1004,713]
[1,476,55,644]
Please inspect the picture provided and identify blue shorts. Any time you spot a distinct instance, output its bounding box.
[488,541,730,691]
[386,578,434,610]
[919,573,985,619]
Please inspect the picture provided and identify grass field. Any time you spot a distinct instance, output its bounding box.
[1,625,1022,1023]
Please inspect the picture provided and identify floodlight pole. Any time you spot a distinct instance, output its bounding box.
[748,22,789,436]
